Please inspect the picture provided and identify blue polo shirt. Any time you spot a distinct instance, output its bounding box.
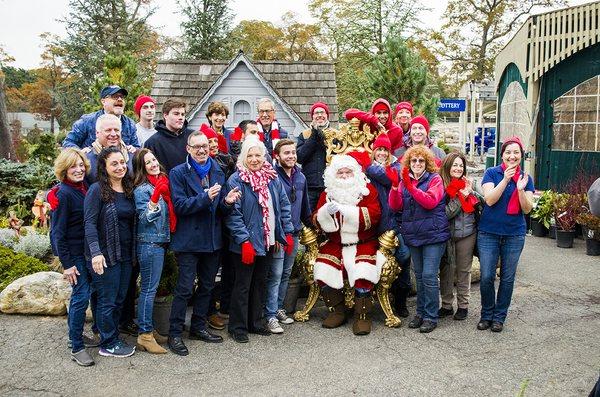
[479,165,534,236]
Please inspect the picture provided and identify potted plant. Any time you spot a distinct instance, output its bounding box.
[530,190,555,237]
[576,212,600,256]
[553,193,586,248]
[152,251,178,335]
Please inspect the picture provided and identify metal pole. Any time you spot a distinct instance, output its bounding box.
[478,99,484,163]
[469,82,477,162]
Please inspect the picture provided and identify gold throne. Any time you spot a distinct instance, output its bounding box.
[293,118,403,327]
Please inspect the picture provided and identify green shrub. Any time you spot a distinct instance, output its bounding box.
[12,230,52,260]
[0,245,50,292]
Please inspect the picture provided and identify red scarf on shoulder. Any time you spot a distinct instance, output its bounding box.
[147,174,177,233]
[446,178,478,213]
[500,163,522,215]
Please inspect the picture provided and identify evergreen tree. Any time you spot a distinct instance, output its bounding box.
[356,36,439,122]
[179,0,235,60]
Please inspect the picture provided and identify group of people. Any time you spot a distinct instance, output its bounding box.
[50,85,534,368]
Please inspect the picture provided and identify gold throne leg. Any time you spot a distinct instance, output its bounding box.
[293,227,321,322]
[293,283,321,322]
[377,230,402,328]
[376,283,401,328]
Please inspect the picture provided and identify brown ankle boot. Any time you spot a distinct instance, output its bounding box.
[321,288,347,328]
[137,332,167,354]
[152,330,168,344]
[352,295,374,335]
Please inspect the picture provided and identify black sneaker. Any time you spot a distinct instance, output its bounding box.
[477,320,492,330]
[229,332,249,343]
[408,316,423,329]
[119,322,139,336]
[419,320,437,333]
[438,307,454,317]
[453,308,468,321]
[491,321,504,332]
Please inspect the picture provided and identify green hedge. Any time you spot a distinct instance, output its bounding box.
[0,245,50,292]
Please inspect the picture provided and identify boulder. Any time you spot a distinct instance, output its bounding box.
[0,271,71,315]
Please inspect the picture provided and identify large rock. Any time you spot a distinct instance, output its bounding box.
[0,271,71,315]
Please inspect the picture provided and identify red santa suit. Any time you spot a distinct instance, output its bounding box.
[313,154,382,290]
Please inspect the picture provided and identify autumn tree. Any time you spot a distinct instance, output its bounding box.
[432,0,567,83]
[280,12,325,61]
[179,0,235,59]
[228,20,287,60]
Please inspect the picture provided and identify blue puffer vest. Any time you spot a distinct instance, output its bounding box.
[400,172,450,247]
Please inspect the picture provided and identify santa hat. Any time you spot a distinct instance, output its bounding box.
[230,127,244,141]
[310,102,330,117]
[373,133,391,152]
[200,123,218,140]
[410,115,430,135]
[345,150,371,172]
[133,95,155,116]
[328,154,370,196]
[500,136,524,156]
[394,102,413,116]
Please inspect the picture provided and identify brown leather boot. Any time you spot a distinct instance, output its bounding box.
[321,288,347,328]
[152,330,168,344]
[352,295,374,336]
[137,332,167,354]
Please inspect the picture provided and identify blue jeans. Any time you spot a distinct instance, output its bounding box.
[88,260,132,348]
[136,243,165,333]
[68,255,92,353]
[265,236,299,319]
[477,231,525,323]
[169,252,220,337]
[409,242,446,322]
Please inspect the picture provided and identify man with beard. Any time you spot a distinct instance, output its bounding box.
[256,98,288,154]
[144,99,194,174]
[63,85,140,151]
[313,152,382,335]
[297,102,330,210]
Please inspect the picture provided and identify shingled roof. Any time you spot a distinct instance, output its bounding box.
[150,52,339,125]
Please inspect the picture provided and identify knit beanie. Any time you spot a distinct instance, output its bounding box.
[395,102,413,116]
[410,115,430,135]
[373,133,391,152]
[372,102,389,114]
[133,95,155,116]
[310,102,330,117]
[500,136,524,156]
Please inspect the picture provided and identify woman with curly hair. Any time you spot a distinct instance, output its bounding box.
[84,146,136,358]
[388,143,450,333]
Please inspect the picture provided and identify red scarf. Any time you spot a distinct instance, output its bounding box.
[231,127,264,142]
[446,178,478,213]
[257,119,280,152]
[147,174,177,233]
[500,163,521,215]
[238,162,278,248]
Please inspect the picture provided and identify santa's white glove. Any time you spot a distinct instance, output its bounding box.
[327,201,339,215]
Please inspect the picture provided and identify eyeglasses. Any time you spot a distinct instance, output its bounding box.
[109,94,125,100]
[258,109,274,114]
[187,144,209,151]
[290,186,297,203]
[410,158,426,164]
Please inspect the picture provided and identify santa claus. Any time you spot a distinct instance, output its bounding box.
[314,151,382,335]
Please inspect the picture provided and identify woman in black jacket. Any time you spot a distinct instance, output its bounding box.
[84,147,136,358]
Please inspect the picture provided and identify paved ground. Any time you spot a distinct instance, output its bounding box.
[0,235,599,396]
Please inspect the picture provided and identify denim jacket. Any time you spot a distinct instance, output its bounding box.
[134,182,170,243]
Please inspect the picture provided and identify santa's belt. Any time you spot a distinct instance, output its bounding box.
[341,237,376,248]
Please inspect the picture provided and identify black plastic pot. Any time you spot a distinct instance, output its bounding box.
[152,296,172,335]
[556,229,575,248]
[549,225,557,239]
[531,219,548,237]
[586,238,600,256]
[283,277,303,314]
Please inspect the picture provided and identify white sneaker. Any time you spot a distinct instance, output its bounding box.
[267,318,284,334]
[276,309,294,325]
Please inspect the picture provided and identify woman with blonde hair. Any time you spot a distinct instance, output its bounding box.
[438,151,483,321]
[388,144,450,333]
[50,148,95,366]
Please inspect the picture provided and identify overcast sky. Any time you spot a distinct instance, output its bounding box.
[0,0,591,69]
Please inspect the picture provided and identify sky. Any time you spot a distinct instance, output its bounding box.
[0,0,593,69]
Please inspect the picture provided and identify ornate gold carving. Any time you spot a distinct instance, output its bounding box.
[293,226,321,322]
[376,230,402,327]
[324,118,377,164]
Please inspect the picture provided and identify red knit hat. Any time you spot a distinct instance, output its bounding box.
[199,123,218,140]
[133,95,155,116]
[346,150,371,172]
[310,102,330,117]
[410,115,430,135]
[500,136,524,156]
[395,102,413,116]
[373,133,391,151]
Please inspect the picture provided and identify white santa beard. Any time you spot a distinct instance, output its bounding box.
[325,175,367,205]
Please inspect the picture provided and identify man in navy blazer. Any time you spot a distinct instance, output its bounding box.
[167,131,241,356]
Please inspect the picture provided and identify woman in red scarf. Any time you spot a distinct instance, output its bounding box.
[132,148,177,354]
[477,136,534,332]
[439,152,483,322]
[225,137,294,343]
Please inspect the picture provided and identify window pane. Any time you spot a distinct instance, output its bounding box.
[573,124,597,151]
[552,124,574,150]
[553,97,575,123]
[575,96,598,122]
[575,76,599,95]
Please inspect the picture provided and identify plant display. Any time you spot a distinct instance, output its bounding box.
[0,228,18,249]
[553,193,587,231]
[531,190,557,228]
[0,245,50,292]
[12,230,52,260]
